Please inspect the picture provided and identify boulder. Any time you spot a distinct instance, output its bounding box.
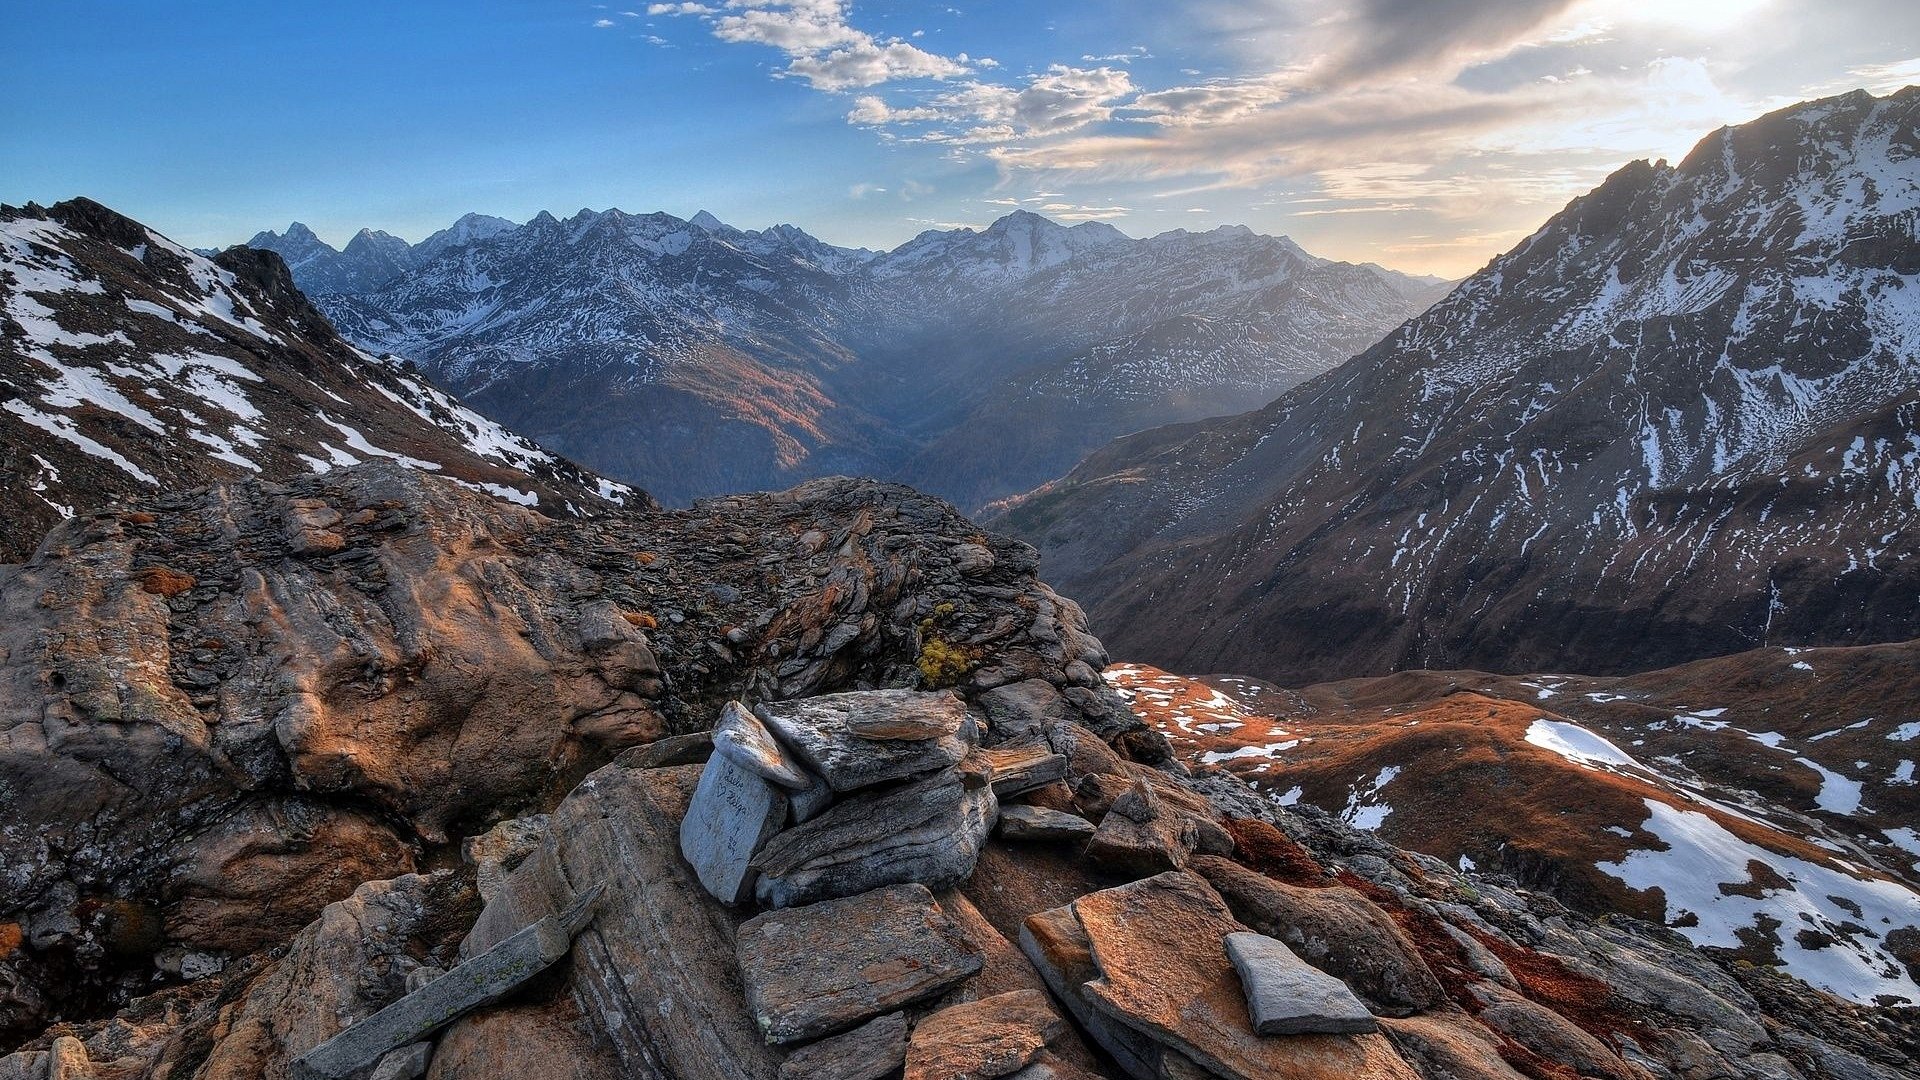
[776,1012,908,1080]
[462,816,549,905]
[426,995,621,1080]
[752,770,996,908]
[755,691,972,793]
[903,990,1068,1080]
[1467,983,1644,1080]
[1224,931,1377,1035]
[1191,857,1445,1016]
[736,884,983,1044]
[1070,872,1420,1080]
[998,805,1096,844]
[679,750,790,905]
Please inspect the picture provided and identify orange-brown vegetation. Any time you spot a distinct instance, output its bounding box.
[135,566,195,597]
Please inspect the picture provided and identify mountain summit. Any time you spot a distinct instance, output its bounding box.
[992,87,1920,682]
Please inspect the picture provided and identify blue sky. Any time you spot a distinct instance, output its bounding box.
[5,1,1918,275]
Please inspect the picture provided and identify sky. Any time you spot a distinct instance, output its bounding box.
[4,1,1918,277]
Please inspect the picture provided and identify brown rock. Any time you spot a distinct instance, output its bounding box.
[1190,857,1445,1016]
[1072,872,1420,1080]
[428,996,621,1080]
[1379,1014,1531,1080]
[777,1012,908,1080]
[1005,1050,1108,1080]
[1468,983,1645,1080]
[903,990,1067,1080]
[737,883,984,1044]
[981,744,1070,798]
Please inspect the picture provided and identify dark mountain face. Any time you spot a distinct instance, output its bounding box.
[991,87,1920,684]
[0,198,635,560]
[252,207,1447,509]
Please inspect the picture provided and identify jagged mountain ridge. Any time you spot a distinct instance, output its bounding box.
[0,198,636,560]
[249,207,1448,508]
[992,87,1920,683]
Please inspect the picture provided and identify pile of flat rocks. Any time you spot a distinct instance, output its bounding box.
[681,689,1065,908]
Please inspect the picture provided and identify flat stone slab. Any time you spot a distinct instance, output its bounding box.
[982,743,1069,797]
[752,769,995,908]
[713,700,814,789]
[999,804,1096,843]
[737,883,983,1045]
[1073,872,1419,1080]
[756,690,972,792]
[1225,931,1377,1035]
[904,989,1068,1080]
[295,889,599,1079]
[680,750,789,904]
[778,1012,908,1080]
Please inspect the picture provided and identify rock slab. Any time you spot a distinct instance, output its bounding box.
[1224,931,1377,1035]
[680,751,790,904]
[752,771,996,908]
[999,805,1096,844]
[713,701,814,789]
[777,1012,909,1080]
[736,883,984,1044]
[756,691,972,792]
[904,989,1068,1080]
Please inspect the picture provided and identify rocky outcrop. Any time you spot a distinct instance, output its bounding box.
[0,463,1117,1047]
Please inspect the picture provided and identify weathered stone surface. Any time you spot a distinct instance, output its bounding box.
[755,691,972,792]
[1085,803,1192,878]
[752,771,996,908]
[777,1012,908,1080]
[1379,1015,1531,1080]
[847,701,967,741]
[1192,857,1445,1016]
[1072,872,1419,1080]
[427,995,621,1080]
[788,767,835,823]
[998,805,1096,844]
[737,883,983,1045]
[47,1037,91,1080]
[903,990,1067,1080]
[1018,905,1166,1080]
[1006,1050,1109,1080]
[713,701,814,788]
[1467,983,1642,1080]
[0,1051,45,1080]
[982,744,1070,797]
[462,816,549,905]
[369,1042,433,1080]
[680,751,790,904]
[1224,931,1377,1035]
[542,764,786,1080]
[295,889,599,1079]
[616,731,714,770]
[978,680,1075,742]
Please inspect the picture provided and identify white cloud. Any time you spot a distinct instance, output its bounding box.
[594,18,617,28]
[653,1,971,90]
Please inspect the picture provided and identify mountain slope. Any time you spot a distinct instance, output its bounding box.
[255,207,1446,508]
[992,87,1920,684]
[0,198,635,560]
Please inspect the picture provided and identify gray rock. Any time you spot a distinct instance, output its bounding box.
[616,730,714,770]
[680,750,790,905]
[295,888,600,1079]
[713,700,814,789]
[461,816,548,904]
[756,690,972,792]
[752,769,996,908]
[978,679,1074,742]
[788,767,835,823]
[777,1012,908,1080]
[998,805,1096,843]
[369,1042,433,1080]
[1224,931,1378,1036]
[737,884,983,1045]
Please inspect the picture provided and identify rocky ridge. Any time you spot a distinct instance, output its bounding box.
[250,208,1447,509]
[0,465,1911,1080]
[0,198,630,562]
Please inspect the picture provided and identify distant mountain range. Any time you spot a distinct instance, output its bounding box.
[247,208,1450,508]
[0,198,632,560]
[991,87,1920,682]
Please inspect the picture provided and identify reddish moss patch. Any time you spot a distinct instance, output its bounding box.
[1224,817,1330,886]
[0,922,21,957]
[622,610,659,630]
[135,566,195,597]
[120,511,156,525]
